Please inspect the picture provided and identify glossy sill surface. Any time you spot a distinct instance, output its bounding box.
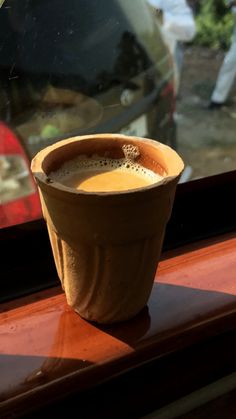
[1,232,236,416]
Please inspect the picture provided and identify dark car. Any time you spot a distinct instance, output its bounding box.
[0,0,176,228]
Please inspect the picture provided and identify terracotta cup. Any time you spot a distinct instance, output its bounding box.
[31,134,184,323]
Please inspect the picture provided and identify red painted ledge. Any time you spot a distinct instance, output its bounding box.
[1,232,236,417]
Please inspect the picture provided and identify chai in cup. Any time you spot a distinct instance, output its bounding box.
[31,134,184,324]
[49,146,164,192]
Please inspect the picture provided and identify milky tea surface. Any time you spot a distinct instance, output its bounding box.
[50,154,164,192]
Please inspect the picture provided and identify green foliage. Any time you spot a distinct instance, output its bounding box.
[194,0,234,50]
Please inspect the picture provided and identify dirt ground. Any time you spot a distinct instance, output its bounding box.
[176,46,236,181]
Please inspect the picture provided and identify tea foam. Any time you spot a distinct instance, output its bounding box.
[50,155,163,186]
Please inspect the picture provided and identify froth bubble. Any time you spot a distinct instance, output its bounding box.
[122,144,140,161]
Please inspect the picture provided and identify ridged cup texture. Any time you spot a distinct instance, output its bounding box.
[32,134,184,323]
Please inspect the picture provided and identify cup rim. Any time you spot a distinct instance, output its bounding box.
[31,134,184,197]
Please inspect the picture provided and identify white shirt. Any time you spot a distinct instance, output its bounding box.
[147,0,196,43]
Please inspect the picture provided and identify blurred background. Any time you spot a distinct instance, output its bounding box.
[177,0,236,180]
[1,0,236,227]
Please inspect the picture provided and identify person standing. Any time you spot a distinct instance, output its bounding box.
[209,1,236,108]
[147,0,196,93]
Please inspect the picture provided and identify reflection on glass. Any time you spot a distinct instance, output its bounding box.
[0,0,175,227]
[1,0,235,228]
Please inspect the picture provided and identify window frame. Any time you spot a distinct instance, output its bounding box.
[2,169,236,303]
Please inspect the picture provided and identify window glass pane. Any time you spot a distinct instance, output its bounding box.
[0,0,176,228]
[2,0,234,228]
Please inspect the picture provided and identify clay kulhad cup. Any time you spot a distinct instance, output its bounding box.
[31,134,184,323]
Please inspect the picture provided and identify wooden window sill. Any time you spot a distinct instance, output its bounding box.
[1,232,236,417]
